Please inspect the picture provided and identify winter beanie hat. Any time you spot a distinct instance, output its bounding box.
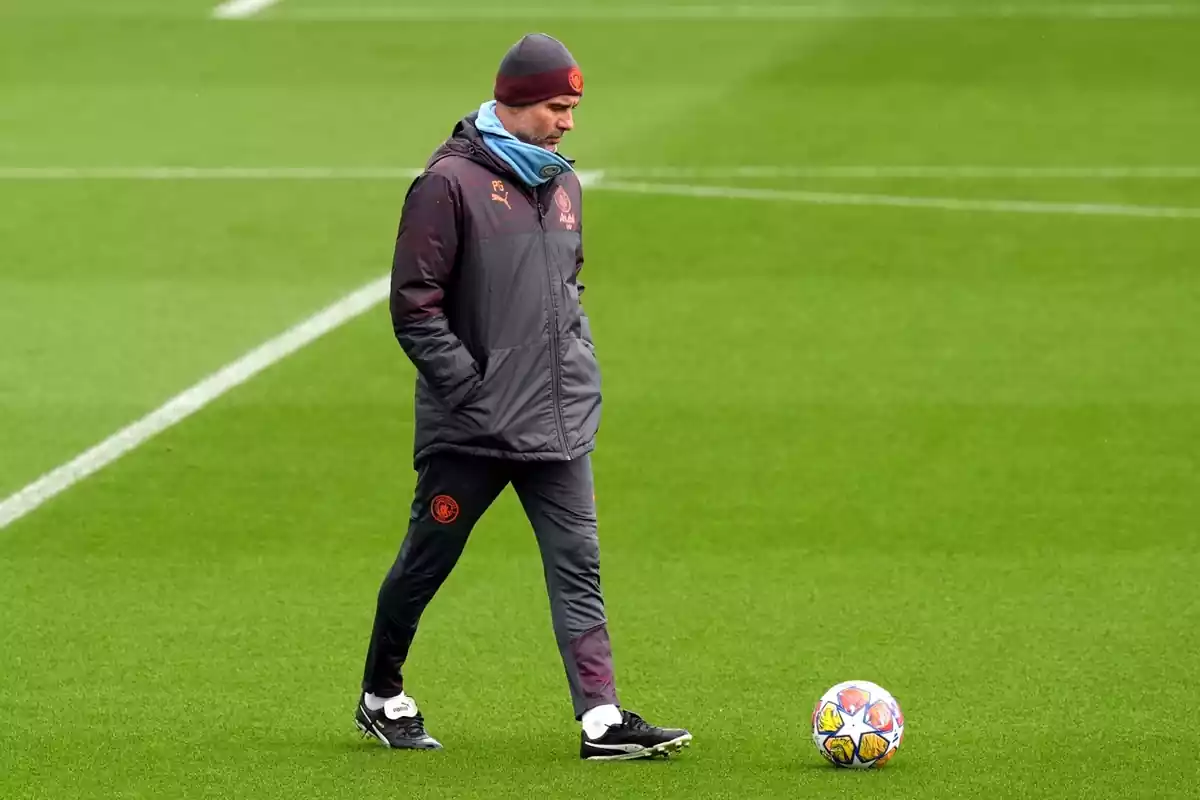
[493,33,584,107]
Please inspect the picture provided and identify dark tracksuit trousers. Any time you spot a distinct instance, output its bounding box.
[361,453,619,719]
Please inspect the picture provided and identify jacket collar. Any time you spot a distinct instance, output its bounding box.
[428,112,576,185]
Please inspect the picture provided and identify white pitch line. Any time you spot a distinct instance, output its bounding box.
[278,4,1200,21]
[212,0,283,19]
[0,166,1191,529]
[3,166,1200,181]
[0,166,607,186]
[0,277,389,533]
[599,165,1200,180]
[0,167,423,180]
[590,180,1200,220]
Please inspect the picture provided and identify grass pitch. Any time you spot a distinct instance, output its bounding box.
[2,1,1199,798]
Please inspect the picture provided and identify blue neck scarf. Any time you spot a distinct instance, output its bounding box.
[475,100,573,187]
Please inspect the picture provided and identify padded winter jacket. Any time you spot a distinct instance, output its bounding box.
[389,112,600,465]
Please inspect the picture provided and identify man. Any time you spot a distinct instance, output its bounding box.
[354,33,692,761]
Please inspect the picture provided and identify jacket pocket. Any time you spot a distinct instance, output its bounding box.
[557,336,602,448]
[580,313,595,351]
[450,373,485,412]
[455,342,553,444]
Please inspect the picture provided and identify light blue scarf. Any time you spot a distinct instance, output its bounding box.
[475,100,573,187]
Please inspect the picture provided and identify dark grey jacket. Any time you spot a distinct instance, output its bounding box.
[390,113,600,465]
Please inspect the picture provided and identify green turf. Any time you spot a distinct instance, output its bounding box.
[3,0,1200,798]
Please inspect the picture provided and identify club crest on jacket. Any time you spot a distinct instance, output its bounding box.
[555,186,576,229]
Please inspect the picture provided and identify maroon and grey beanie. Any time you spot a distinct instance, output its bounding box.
[493,33,584,107]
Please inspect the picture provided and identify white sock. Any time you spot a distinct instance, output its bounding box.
[363,692,390,711]
[365,692,418,718]
[581,704,622,740]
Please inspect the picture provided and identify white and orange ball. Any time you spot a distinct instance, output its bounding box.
[811,680,905,769]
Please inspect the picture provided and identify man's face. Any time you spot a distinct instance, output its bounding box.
[506,95,579,152]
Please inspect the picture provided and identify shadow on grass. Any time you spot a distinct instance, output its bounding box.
[332,733,699,767]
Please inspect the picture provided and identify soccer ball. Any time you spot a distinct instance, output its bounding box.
[811,680,905,769]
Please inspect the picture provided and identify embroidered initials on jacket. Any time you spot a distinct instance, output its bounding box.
[490,180,511,210]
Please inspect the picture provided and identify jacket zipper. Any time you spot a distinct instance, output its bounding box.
[467,144,571,457]
[537,192,571,458]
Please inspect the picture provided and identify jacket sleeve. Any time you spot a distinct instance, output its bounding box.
[390,171,482,408]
